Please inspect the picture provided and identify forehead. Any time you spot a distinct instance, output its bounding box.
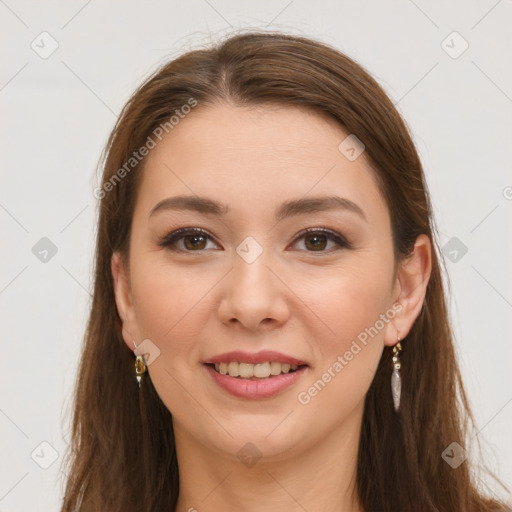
[148,102,353,166]
[136,103,389,226]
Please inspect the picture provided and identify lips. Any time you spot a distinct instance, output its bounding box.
[203,350,309,399]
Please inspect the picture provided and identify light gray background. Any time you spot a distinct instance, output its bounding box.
[1,1,511,510]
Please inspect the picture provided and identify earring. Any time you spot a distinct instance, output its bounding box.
[391,334,402,412]
[133,341,147,388]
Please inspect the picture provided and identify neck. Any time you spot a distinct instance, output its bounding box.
[173,405,365,512]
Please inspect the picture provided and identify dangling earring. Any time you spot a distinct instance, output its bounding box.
[133,340,147,388]
[391,333,403,412]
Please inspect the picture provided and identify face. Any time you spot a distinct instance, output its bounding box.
[113,103,405,462]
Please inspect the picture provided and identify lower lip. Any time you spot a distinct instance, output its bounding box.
[204,364,308,399]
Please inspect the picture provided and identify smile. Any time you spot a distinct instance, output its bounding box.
[209,361,302,379]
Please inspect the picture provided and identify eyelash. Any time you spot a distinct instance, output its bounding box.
[157,227,351,254]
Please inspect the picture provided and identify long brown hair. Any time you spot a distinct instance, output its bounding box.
[60,31,510,511]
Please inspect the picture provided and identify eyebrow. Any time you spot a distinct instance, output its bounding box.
[149,194,368,223]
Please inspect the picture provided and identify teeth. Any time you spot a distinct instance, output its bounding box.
[211,361,301,379]
[254,362,271,378]
[270,361,281,375]
[228,362,239,377]
[239,363,253,378]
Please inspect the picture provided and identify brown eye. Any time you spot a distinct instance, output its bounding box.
[291,228,350,253]
[158,228,219,252]
[304,233,329,251]
[158,227,350,254]
[183,234,207,250]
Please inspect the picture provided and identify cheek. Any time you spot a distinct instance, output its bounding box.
[293,268,390,419]
[130,259,220,415]
[292,261,393,417]
[297,259,392,346]
[131,257,219,357]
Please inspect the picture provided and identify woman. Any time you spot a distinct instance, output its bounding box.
[60,31,510,511]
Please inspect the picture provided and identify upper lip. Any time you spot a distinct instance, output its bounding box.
[204,350,308,366]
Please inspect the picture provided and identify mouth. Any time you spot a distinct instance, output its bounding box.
[203,351,309,399]
[204,361,307,380]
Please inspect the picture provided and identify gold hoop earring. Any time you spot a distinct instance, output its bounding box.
[391,334,402,412]
[133,341,147,388]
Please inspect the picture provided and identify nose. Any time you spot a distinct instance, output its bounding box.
[217,248,290,332]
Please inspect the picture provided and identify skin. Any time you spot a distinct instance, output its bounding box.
[112,103,432,512]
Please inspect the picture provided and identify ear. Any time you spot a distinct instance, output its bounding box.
[384,234,432,347]
[111,251,142,351]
